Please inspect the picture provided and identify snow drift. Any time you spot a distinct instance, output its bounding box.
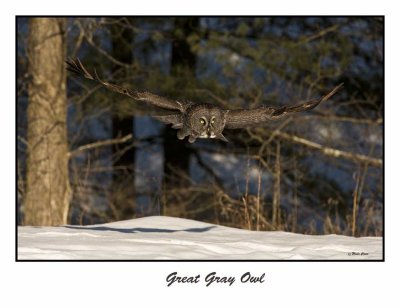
[18,216,382,260]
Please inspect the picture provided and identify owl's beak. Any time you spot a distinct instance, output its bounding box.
[206,127,212,138]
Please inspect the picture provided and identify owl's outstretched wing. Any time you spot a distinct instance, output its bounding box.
[66,58,187,113]
[224,84,343,129]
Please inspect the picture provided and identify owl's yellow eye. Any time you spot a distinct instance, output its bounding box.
[211,119,215,124]
[200,119,205,125]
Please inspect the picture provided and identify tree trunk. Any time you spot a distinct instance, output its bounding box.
[24,18,71,226]
[109,19,136,219]
[162,18,199,215]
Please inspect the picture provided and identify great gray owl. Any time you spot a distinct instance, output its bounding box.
[66,58,343,143]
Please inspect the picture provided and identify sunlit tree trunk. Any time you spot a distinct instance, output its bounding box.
[24,18,71,225]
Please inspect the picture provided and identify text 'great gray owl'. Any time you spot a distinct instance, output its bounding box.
[66,58,343,143]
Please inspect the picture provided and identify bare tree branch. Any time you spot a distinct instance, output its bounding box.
[299,114,383,125]
[275,131,382,167]
[68,134,133,158]
[295,24,340,46]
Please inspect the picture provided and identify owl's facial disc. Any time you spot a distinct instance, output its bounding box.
[191,108,226,139]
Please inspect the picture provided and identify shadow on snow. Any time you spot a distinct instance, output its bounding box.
[64,225,216,234]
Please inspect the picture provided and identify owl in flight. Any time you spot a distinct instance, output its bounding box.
[66,58,343,143]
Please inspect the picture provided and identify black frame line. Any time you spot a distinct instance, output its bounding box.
[15,15,385,262]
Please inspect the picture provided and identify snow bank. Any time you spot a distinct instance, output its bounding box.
[18,216,382,260]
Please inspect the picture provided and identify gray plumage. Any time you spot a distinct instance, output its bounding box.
[66,58,343,143]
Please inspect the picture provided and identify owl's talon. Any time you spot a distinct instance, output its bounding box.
[188,136,196,143]
[177,131,185,140]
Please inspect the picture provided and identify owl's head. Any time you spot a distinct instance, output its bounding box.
[188,105,228,142]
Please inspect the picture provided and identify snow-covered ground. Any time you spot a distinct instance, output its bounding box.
[18,216,382,260]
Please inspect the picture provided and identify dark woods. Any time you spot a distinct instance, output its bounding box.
[17,17,383,236]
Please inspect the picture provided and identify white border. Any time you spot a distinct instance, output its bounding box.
[3,1,399,307]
